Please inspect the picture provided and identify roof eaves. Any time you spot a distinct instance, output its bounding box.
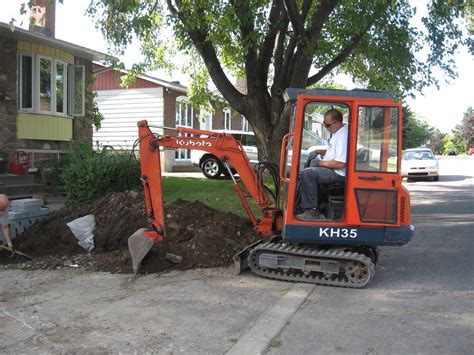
[92,62,188,93]
[0,22,110,61]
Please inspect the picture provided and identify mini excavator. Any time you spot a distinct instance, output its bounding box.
[129,88,414,288]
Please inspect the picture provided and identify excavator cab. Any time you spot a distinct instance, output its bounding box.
[280,89,413,250]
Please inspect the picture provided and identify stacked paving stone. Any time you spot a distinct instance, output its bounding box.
[0,198,49,241]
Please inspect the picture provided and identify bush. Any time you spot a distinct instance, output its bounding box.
[60,147,140,206]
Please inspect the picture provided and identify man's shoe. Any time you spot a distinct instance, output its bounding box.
[296,209,326,221]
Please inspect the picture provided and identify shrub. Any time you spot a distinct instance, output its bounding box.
[60,147,140,206]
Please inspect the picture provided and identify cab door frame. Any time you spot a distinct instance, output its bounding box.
[348,100,403,227]
[284,94,403,229]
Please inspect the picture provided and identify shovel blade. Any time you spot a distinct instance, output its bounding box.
[128,228,156,274]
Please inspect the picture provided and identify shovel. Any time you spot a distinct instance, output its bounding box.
[0,245,32,259]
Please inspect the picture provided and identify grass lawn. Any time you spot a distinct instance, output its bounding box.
[162,177,262,219]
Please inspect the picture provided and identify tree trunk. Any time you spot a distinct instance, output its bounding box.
[246,95,293,165]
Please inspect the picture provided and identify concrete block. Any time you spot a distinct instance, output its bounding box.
[8,207,50,220]
[10,198,42,213]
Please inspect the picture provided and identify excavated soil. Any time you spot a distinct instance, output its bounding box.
[0,192,260,274]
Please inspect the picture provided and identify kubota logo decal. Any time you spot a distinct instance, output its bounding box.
[319,228,358,239]
[176,139,212,147]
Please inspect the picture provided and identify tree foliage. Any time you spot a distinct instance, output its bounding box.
[402,106,434,149]
[426,128,446,155]
[459,106,474,146]
[443,106,474,154]
[87,0,472,162]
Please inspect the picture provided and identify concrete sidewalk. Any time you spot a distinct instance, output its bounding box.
[0,267,314,354]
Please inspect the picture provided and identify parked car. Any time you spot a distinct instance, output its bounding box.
[191,130,328,179]
[401,148,439,181]
[191,130,258,179]
[467,147,474,156]
[447,150,457,156]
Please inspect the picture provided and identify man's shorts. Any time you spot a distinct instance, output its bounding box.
[0,212,9,227]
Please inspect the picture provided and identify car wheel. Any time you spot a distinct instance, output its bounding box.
[433,176,439,181]
[201,157,223,179]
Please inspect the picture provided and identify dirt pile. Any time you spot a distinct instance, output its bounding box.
[0,192,260,274]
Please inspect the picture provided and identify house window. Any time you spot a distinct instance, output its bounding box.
[17,53,85,117]
[241,115,249,131]
[39,57,52,112]
[56,62,66,113]
[175,97,193,161]
[19,54,33,109]
[224,108,231,130]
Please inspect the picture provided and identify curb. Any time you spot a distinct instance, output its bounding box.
[226,283,315,355]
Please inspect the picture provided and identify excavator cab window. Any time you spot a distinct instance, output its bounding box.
[294,101,350,221]
[355,106,399,173]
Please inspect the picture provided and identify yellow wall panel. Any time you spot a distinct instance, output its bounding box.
[17,113,73,141]
[17,41,74,63]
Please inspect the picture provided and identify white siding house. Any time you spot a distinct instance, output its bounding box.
[93,87,164,150]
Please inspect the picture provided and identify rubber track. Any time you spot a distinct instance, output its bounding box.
[248,242,375,288]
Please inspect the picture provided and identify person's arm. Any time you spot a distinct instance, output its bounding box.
[319,160,346,169]
[2,224,13,250]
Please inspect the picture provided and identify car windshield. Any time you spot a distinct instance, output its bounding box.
[232,133,256,147]
[403,151,434,160]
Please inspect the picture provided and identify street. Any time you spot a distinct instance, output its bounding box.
[268,156,474,354]
[0,157,473,354]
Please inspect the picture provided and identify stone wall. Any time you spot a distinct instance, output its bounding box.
[74,57,93,146]
[0,37,18,156]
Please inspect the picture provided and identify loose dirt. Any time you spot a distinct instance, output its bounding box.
[0,192,260,274]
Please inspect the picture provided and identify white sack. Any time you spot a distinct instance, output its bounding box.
[66,214,96,252]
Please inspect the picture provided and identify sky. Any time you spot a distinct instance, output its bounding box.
[2,0,473,134]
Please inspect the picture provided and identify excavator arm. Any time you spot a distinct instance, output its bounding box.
[129,120,283,273]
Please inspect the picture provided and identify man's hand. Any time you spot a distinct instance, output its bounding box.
[310,158,322,167]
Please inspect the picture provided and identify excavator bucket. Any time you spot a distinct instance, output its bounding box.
[128,228,156,274]
[232,240,263,274]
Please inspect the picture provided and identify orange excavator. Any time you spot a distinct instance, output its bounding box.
[129,88,414,288]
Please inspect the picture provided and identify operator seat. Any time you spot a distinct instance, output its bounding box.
[319,182,345,220]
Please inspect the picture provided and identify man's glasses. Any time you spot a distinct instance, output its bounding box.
[324,121,336,128]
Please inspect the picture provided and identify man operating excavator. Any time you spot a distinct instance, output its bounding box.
[297,109,348,221]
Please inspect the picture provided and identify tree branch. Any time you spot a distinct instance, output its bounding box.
[257,0,285,87]
[307,22,373,86]
[308,0,339,38]
[166,0,247,114]
[287,0,339,86]
[284,0,304,35]
[279,34,297,86]
[232,0,259,92]
[272,19,290,87]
